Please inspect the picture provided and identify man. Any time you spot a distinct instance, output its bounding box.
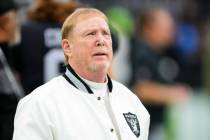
[14,0,118,94]
[13,8,150,140]
[130,7,189,140]
[0,0,24,140]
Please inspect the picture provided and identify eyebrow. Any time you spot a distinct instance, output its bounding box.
[82,27,110,34]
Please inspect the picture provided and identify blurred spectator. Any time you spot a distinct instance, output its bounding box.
[130,7,190,140]
[0,0,24,139]
[14,0,81,94]
[173,0,203,88]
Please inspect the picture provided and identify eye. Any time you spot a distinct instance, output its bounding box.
[103,31,111,36]
[87,32,96,36]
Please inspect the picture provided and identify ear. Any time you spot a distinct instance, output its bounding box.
[62,39,73,58]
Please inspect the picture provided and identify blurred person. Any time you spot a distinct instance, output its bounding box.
[14,0,81,94]
[164,1,210,139]
[174,0,203,89]
[0,0,24,140]
[13,8,150,140]
[130,7,190,140]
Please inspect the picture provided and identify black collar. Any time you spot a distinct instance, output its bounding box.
[63,64,113,94]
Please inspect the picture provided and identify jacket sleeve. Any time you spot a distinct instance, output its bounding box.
[13,95,54,140]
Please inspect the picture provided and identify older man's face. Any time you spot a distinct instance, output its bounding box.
[69,14,113,76]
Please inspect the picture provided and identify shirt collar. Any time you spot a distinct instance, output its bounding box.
[63,64,113,94]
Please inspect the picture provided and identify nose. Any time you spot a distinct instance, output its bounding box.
[96,40,105,47]
[96,33,105,47]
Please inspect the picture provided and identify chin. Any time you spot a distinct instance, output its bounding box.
[89,63,110,74]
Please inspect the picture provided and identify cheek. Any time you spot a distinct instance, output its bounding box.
[8,14,17,28]
[108,41,113,57]
[74,47,91,62]
[6,20,17,37]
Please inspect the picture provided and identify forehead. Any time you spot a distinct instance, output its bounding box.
[154,11,173,24]
[73,14,109,32]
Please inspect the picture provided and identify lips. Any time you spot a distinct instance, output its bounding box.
[94,52,107,56]
[93,51,108,57]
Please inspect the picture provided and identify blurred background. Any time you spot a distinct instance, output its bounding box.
[1,0,210,140]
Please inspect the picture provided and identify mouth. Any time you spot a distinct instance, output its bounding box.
[93,52,107,56]
[92,52,108,60]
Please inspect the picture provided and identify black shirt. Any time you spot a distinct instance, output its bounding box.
[130,38,181,126]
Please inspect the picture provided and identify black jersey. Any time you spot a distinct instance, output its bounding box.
[16,22,65,94]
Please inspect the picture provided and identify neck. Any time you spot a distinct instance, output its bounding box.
[68,64,107,83]
[79,70,106,83]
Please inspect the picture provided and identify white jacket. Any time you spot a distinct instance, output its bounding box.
[13,73,150,140]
